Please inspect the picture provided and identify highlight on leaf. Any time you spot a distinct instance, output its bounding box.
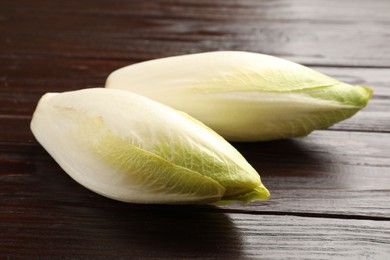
[30,88,269,204]
[106,51,373,141]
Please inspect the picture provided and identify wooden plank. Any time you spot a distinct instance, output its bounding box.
[0,56,389,134]
[1,201,389,259]
[1,1,390,259]
[226,130,390,218]
[1,129,389,217]
[231,214,390,259]
[225,189,390,220]
[1,0,390,66]
[2,0,390,22]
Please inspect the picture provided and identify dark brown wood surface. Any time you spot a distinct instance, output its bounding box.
[1,0,389,259]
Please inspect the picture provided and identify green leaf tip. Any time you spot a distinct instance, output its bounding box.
[215,185,270,205]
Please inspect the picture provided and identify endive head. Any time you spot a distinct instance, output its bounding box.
[106,51,373,141]
[30,88,269,204]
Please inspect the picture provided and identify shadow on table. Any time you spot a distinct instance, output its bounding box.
[76,203,245,258]
[232,137,346,190]
[31,146,244,258]
[232,138,328,166]
[232,137,340,173]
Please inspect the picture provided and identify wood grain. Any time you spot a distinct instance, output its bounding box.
[1,0,390,259]
[1,0,390,66]
[1,205,389,259]
[2,130,389,218]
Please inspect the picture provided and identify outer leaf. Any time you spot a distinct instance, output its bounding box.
[30,88,269,204]
[106,51,373,141]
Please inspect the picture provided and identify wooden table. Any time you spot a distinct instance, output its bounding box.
[1,0,389,259]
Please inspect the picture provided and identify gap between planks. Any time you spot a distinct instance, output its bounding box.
[218,208,390,222]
